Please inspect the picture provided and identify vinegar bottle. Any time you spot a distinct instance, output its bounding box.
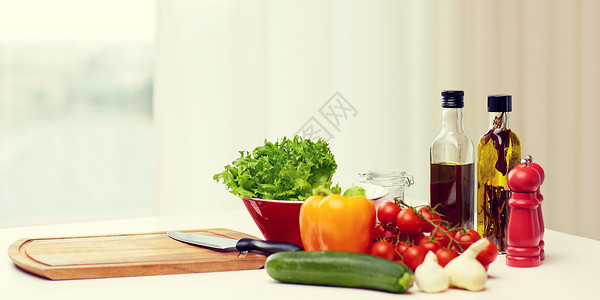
[476,95,521,253]
[430,90,475,229]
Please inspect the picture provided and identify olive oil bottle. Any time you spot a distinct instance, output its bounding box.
[477,95,521,253]
[430,91,475,229]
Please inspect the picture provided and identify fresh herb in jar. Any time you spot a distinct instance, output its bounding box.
[477,96,521,253]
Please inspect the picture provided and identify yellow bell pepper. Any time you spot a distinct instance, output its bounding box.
[299,193,376,253]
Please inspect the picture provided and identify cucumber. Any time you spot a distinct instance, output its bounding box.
[265,251,414,293]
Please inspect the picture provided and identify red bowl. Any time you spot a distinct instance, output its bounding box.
[242,198,304,246]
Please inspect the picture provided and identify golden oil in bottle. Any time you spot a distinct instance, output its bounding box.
[477,95,521,253]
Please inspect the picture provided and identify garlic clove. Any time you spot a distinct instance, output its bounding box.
[444,238,490,292]
[415,251,449,293]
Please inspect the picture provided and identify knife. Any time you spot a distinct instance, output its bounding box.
[167,231,303,255]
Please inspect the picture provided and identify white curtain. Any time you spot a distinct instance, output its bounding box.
[155,0,600,240]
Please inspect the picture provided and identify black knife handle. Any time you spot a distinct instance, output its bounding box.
[236,238,303,255]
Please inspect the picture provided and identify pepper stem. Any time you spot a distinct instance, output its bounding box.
[311,186,336,197]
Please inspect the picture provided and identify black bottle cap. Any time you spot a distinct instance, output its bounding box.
[441,90,464,108]
[487,95,512,112]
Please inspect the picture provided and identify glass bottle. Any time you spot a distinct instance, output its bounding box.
[430,91,475,229]
[476,95,521,253]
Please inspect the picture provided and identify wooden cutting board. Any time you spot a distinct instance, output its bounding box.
[8,228,268,280]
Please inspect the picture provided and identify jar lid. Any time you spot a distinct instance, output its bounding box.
[358,170,414,187]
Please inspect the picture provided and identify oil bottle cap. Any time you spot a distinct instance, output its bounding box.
[487,95,512,112]
[441,90,464,108]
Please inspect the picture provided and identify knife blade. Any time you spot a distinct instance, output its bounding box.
[167,231,303,255]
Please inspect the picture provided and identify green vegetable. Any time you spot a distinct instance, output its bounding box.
[312,184,365,198]
[343,186,366,197]
[265,251,414,293]
[213,136,337,201]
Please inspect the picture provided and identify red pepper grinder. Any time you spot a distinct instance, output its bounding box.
[524,155,546,261]
[506,157,542,267]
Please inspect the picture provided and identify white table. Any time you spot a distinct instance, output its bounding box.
[2,209,599,300]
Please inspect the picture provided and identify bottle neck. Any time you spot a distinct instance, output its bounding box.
[441,108,464,132]
[488,112,511,131]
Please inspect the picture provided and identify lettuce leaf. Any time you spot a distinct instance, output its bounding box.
[213,136,337,201]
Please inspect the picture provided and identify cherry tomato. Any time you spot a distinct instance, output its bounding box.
[453,228,481,252]
[431,226,453,248]
[401,245,426,270]
[374,224,385,237]
[369,241,396,260]
[396,208,422,236]
[418,236,441,253]
[476,239,498,267]
[377,202,401,227]
[395,240,411,255]
[435,248,459,267]
[374,224,399,243]
[418,206,442,233]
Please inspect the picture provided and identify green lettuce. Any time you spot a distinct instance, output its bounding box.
[213,136,338,201]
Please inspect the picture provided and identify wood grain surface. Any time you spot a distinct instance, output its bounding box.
[8,228,267,280]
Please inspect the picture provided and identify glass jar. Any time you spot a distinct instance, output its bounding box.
[359,170,414,207]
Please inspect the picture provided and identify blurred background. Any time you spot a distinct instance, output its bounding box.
[0,0,155,226]
[2,0,599,241]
